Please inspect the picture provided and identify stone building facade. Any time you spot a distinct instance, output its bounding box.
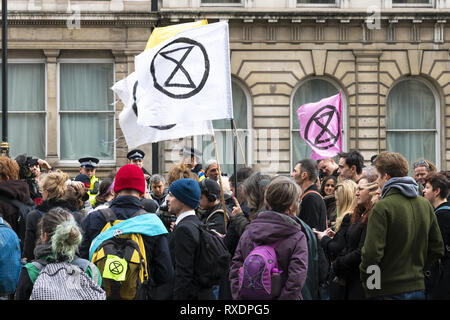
[3,0,450,177]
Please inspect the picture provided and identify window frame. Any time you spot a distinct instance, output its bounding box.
[200,0,244,7]
[385,76,441,170]
[193,77,252,174]
[0,59,48,159]
[391,0,434,8]
[296,0,340,8]
[57,58,116,166]
[290,76,347,170]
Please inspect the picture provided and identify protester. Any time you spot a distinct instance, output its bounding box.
[423,173,450,299]
[291,158,329,299]
[198,178,229,235]
[292,159,327,231]
[23,170,84,262]
[158,162,199,232]
[0,156,33,246]
[15,207,104,300]
[93,178,114,210]
[317,158,339,181]
[79,164,173,299]
[320,175,337,228]
[205,159,219,182]
[229,176,308,300]
[149,174,168,207]
[313,179,357,299]
[337,150,364,182]
[413,158,437,195]
[182,146,206,182]
[166,178,216,299]
[360,151,444,300]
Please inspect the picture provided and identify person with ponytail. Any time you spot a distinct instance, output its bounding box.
[15,207,103,300]
[22,170,85,262]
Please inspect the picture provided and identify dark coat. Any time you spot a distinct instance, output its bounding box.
[0,180,32,243]
[299,184,329,286]
[425,202,450,299]
[79,195,174,299]
[198,202,228,235]
[22,198,83,261]
[229,211,308,300]
[168,214,215,300]
[298,184,327,231]
[320,213,352,262]
[332,220,367,300]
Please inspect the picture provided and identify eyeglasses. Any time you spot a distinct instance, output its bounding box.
[413,160,430,169]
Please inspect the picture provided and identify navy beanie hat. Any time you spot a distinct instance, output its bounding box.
[169,178,201,210]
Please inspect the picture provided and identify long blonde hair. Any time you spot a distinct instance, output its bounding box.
[334,179,357,231]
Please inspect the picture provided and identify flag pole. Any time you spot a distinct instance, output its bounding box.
[230,119,238,198]
[212,132,228,232]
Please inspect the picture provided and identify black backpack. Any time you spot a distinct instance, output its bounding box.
[190,222,231,288]
[0,195,35,242]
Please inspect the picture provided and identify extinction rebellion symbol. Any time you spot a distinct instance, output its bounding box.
[150,37,210,99]
[304,105,341,150]
[109,260,124,276]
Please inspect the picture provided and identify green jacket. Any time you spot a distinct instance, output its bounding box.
[359,188,444,298]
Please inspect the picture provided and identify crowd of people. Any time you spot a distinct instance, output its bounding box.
[0,146,449,301]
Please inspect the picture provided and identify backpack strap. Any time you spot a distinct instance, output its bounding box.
[300,190,323,201]
[206,208,225,223]
[72,258,101,286]
[99,208,117,223]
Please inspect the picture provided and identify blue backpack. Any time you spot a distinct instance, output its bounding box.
[0,217,22,295]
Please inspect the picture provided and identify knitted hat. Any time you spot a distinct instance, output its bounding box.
[114,164,146,194]
[169,178,201,210]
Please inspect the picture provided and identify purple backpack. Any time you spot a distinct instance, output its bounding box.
[238,242,282,300]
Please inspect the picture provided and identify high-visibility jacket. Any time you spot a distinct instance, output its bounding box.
[88,175,100,207]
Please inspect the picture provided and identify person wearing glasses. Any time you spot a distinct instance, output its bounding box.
[413,159,437,195]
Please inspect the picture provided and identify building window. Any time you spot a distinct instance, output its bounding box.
[0,62,46,159]
[194,79,251,176]
[201,0,243,5]
[392,0,433,6]
[58,61,115,161]
[291,78,345,166]
[297,0,338,6]
[386,78,439,171]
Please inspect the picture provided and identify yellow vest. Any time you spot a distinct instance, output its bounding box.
[88,176,100,207]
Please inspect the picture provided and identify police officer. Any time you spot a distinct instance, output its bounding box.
[127,149,151,187]
[78,157,100,207]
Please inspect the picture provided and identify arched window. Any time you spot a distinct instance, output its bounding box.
[386,78,439,170]
[194,78,251,176]
[291,78,345,166]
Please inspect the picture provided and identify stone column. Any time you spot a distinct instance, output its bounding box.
[352,50,382,163]
[43,49,60,166]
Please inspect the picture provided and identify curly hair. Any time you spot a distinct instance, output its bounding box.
[39,169,69,200]
[0,156,19,181]
[167,162,198,186]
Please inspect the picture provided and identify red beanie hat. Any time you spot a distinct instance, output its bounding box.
[114,164,146,194]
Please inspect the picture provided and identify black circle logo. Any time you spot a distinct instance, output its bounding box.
[150,37,210,99]
[304,105,341,150]
[109,260,124,275]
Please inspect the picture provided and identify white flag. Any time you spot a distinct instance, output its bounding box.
[134,21,233,127]
[113,72,214,149]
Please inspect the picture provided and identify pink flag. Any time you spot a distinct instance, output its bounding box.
[297,91,342,160]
